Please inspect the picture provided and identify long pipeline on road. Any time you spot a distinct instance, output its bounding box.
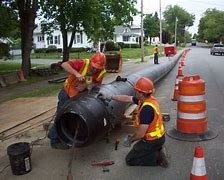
[55,51,184,147]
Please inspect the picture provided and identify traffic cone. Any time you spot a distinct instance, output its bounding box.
[190,146,207,180]
[177,62,184,77]
[18,69,27,81]
[180,59,185,66]
[171,75,179,101]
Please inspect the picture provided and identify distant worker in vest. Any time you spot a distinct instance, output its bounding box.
[153,44,159,64]
[48,52,107,149]
[101,77,168,167]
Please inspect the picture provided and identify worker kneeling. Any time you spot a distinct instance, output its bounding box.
[107,77,168,167]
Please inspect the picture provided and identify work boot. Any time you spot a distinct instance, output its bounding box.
[157,146,169,168]
[51,143,70,150]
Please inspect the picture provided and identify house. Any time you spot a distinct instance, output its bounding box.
[113,25,142,44]
[33,25,143,50]
[33,25,92,49]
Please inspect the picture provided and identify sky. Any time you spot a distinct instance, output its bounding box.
[133,0,224,34]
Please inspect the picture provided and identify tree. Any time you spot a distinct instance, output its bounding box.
[163,5,195,44]
[0,0,38,77]
[39,0,137,62]
[162,30,171,44]
[198,9,224,43]
[0,1,19,38]
[143,12,159,44]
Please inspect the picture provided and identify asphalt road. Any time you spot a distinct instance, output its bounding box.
[1,47,224,180]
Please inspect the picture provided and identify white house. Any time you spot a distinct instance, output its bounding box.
[33,25,92,49]
[33,25,143,49]
[113,25,142,44]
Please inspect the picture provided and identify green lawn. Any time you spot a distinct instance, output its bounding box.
[27,46,155,60]
[0,46,183,98]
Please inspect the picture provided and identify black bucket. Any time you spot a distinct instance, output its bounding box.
[7,142,32,175]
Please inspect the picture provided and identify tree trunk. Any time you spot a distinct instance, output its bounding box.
[62,29,69,62]
[17,0,38,78]
[61,29,76,62]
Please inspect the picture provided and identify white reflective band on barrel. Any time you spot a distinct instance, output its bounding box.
[179,95,205,102]
[178,112,206,120]
[191,157,206,176]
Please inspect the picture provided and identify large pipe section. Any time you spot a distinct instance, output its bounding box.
[55,52,183,147]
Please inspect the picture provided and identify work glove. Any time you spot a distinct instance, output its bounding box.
[122,135,132,147]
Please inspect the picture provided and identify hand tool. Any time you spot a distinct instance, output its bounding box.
[67,122,80,180]
[91,160,114,166]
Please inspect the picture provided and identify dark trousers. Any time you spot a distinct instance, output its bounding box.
[154,53,158,64]
[126,135,165,166]
[48,89,69,144]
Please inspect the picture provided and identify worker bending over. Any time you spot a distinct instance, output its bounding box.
[103,77,168,167]
[48,52,107,149]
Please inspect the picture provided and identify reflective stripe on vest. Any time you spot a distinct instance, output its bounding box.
[82,59,106,81]
[81,59,90,76]
[143,102,165,139]
[63,59,105,97]
[96,69,106,81]
[134,99,165,140]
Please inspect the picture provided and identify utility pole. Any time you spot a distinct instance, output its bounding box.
[174,17,178,46]
[159,0,162,46]
[141,0,144,62]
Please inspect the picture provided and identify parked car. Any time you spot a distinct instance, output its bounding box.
[210,44,224,55]
[191,39,196,46]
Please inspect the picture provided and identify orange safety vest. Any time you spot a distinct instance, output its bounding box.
[134,96,165,140]
[63,59,106,97]
[154,47,158,54]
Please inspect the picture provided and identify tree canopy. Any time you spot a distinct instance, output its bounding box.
[163,5,195,43]
[39,0,137,61]
[0,1,19,39]
[198,9,224,43]
[143,12,159,44]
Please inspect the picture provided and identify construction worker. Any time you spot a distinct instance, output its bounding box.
[153,44,159,64]
[103,77,168,167]
[48,52,107,149]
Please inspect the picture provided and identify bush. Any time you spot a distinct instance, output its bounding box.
[46,45,58,53]
[122,44,140,48]
[34,48,46,53]
[117,42,125,49]
[105,41,121,51]
[70,47,87,53]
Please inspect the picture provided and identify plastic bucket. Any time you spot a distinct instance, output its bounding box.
[7,142,32,175]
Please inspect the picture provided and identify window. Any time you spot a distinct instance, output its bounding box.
[123,36,129,42]
[77,34,81,43]
[47,36,53,45]
[74,33,83,44]
[37,35,44,42]
[54,35,60,44]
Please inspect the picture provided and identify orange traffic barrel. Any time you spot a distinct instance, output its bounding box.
[177,75,207,133]
[167,74,218,142]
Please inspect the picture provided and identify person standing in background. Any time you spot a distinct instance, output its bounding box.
[153,44,159,64]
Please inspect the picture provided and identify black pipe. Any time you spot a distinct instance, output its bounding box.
[55,52,183,147]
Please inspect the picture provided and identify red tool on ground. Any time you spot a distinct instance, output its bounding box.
[115,138,120,150]
[91,160,115,166]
